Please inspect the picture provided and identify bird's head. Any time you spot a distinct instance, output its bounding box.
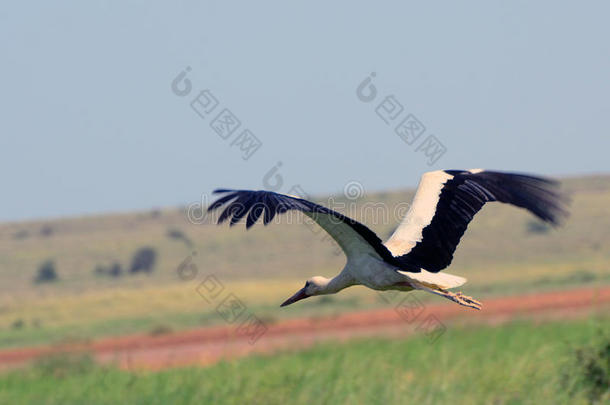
[280,276,329,307]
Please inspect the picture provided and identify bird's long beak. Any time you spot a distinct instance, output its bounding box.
[280,287,309,307]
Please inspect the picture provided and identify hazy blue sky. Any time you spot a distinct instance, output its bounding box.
[1,1,609,222]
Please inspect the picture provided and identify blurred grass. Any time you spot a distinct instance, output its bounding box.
[0,175,609,349]
[0,317,607,404]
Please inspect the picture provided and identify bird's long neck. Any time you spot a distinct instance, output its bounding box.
[320,271,355,294]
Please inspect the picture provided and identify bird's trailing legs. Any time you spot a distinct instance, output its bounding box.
[411,282,482,310]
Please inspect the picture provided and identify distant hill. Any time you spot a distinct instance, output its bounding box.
[1,174,609,296]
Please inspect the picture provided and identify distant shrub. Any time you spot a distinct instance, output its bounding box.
[149,325,173,336]
[11,319,24,329]
[167,228,185,240]
[526,220,551,234]
[130,247,157,274]
[94,262,123,278]
[12,229,29,240]
[108,262,122,277]
[563,329,610,403]
[40,225,54,237]
[566,270,597,284]
[166,228,193,247]
[34,260,59,284]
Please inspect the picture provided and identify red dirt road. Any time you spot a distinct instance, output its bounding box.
[1,286,609,371]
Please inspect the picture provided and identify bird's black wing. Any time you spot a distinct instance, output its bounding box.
[385,170,569,272]
[207,189,398,263]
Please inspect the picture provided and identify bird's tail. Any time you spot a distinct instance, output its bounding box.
[397,269,466,289]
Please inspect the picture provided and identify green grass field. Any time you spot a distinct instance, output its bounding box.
[0,318,608,405]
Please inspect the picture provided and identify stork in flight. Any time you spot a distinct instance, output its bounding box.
[208,169,568,310]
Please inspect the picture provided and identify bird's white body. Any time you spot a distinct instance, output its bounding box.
[331,255,466,293]
[348,255,403,290]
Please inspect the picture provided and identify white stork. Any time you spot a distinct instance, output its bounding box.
[208,169,568,310]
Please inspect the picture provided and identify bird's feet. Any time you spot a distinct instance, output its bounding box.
[446,290,482,310]
[412,284,483,310]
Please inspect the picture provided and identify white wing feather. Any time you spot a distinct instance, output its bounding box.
[384,170,453,256]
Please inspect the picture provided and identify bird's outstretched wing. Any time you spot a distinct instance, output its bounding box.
[384,169,569,273]
[207,189,397,262]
